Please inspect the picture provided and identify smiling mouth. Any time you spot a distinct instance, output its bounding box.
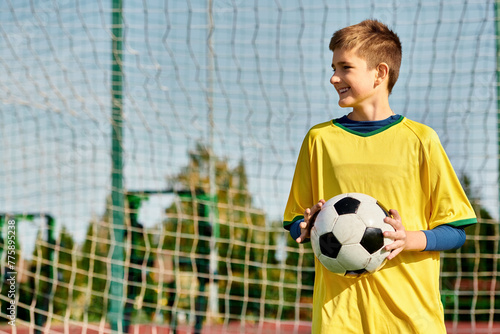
[338,87,350,94]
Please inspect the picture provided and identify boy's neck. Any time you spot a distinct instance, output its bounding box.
[347,103,395,121]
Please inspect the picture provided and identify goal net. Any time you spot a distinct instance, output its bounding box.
[0,0,498,333]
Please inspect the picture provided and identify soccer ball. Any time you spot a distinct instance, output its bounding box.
[311,193,395,277]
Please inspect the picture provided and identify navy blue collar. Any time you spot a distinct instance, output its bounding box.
[334,114,402,134]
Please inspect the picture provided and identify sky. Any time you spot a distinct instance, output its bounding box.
[0,0,498,254]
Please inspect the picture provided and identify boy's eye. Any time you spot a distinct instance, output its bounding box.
[331,66,351,72]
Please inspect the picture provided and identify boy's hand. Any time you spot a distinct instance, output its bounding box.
[383,209,427,259]
[383,209,407,260]
[296,199,326,243]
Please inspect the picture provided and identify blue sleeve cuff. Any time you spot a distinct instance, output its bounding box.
[423,225,466,251]
[290,219,309,243]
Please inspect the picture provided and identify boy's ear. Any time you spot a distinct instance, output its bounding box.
[375,62,389,87]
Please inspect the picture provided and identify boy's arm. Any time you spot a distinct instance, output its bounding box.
[290,219,465,249]
[282,130,315,232]
[288,206,431,253]
[290,206,467,257]
[422,225,466,251]
[384,209,467,260]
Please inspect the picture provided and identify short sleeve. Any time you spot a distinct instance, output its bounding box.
[426,132,477,229]
[283,132,314,229]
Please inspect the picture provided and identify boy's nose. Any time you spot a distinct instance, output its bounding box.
[330,74,340,85]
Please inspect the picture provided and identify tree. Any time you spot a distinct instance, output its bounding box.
[78,215,111,322]
[162,143,299,324]
[52,227,82,318]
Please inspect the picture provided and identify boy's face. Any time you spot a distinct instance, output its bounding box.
[330,48,381,112]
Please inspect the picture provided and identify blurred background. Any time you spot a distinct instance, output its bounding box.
[0,0,498,333]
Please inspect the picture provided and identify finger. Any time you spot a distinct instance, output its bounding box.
[310,199,325,213]
[304,208,312,221]
[389,209,401,222]
[296,230,308,244]
[309,210,320,227]
[315,199,326,211]
[384,213,403,231]
[384,216,398,230]
[383,229,396,239]
[296,224,312,243]
[299,220,308,229]
[386,246,403,260]
[385,239,402,251]
[308,199,325,224]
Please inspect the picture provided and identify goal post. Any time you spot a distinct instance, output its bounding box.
[495,0,500,221]
[108,0,126,331]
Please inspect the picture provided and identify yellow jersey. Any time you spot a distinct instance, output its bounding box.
[283,116,476,333]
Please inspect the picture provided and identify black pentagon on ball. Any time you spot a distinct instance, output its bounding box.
[334,197,361,215]
[360,227,384,254]
[319,232,342,258]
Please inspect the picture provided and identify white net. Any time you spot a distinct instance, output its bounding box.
[0,0,498,333]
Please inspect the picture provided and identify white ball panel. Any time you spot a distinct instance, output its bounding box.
[311,228,322,258]
[332,215,365,244]
[313,204,338,236]
[364,250,390,273]
[337,244,371,270]
[318,254,346,275]
[383,236,394,247]
[356,201,387,228]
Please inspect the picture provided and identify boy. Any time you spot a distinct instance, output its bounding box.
[283,20,477,333]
